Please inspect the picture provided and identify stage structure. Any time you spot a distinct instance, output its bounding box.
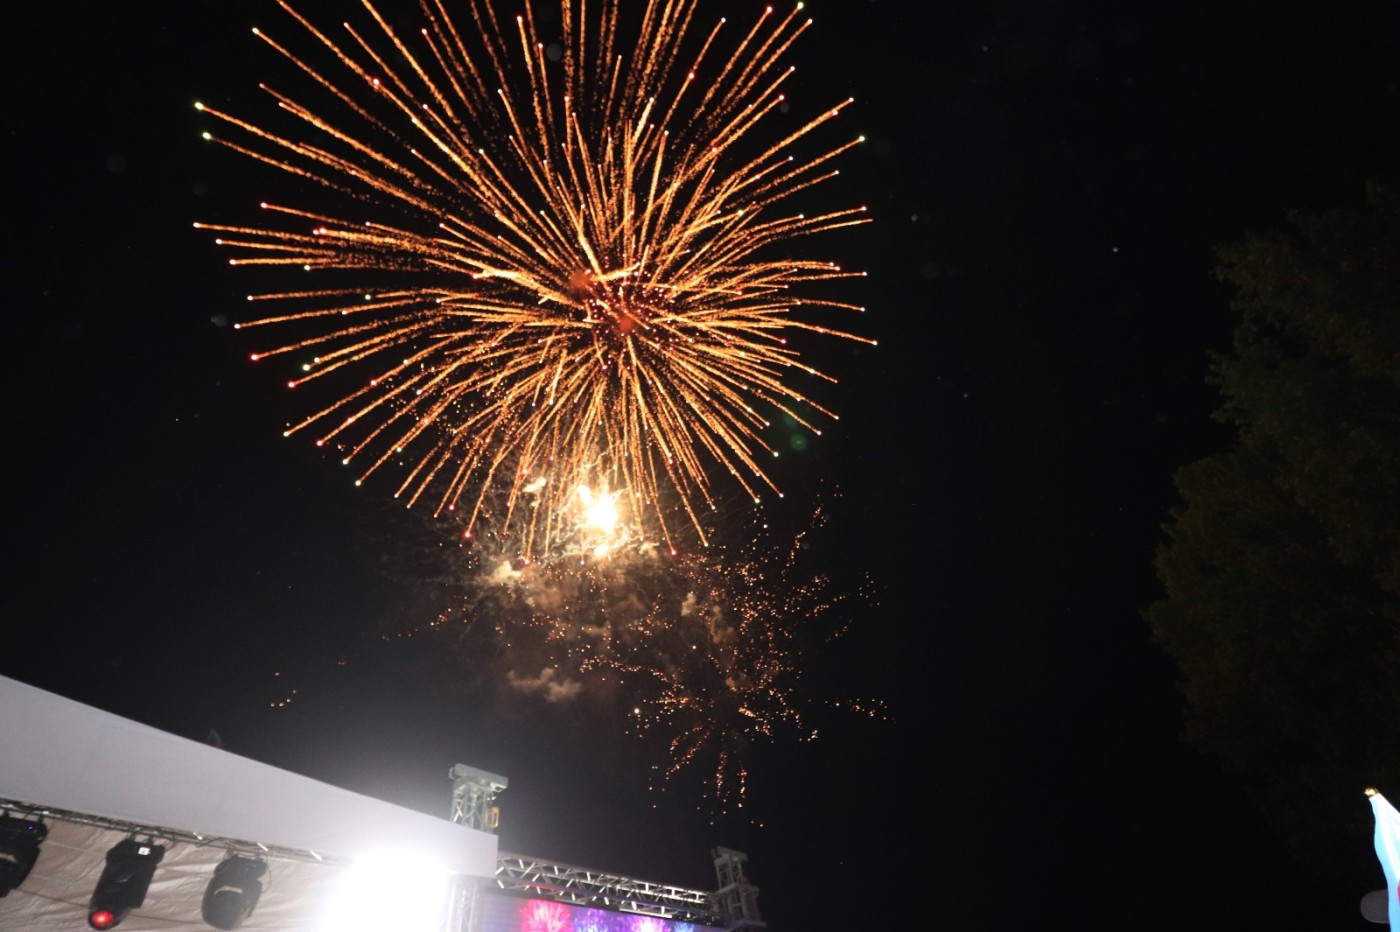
[0,676,766,931]
[712,847,766,931]
[488,852,728,927]
[449,763,765,930]
[450,763,508,833]
[0,800,353,930]
[0,675,496,931]
[470,828,764,929]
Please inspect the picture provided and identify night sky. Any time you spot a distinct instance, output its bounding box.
[8,0,1399,928]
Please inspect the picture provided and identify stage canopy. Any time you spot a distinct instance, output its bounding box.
[0,675,497,930]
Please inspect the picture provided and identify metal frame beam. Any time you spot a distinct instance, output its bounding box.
[492,853,723,925]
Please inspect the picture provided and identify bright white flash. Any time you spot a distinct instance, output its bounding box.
[577,484,622,557]
[315,851,450,932]
[577,485,619,533]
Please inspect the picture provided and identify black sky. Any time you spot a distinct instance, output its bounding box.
[8,0,1399,928]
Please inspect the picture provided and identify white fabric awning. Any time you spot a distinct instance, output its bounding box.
[0,815,344,930]
[0,674,498,930]
[0,675,495,877]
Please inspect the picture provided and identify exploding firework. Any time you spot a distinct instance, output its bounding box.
[395,499,880,808]
[611,505,882,805]
[196,0,870,557]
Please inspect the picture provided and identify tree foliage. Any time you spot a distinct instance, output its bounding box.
[1148,179,1400,878]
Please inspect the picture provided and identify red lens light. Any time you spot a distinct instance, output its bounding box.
[89,910,117,929]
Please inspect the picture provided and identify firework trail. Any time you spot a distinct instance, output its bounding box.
[197,0,870,557]
[612,505,882,805]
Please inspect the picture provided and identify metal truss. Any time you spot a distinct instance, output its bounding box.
[449,764,508,832]
[492,852,723,926]
[5,800,755,931]
[0,798,338,867]
[710,847,766,930]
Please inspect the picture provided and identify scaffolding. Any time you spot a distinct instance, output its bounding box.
[491,853,723,925]
[711,847,766,930]
[449,764,508,832]
[448,763,763,931]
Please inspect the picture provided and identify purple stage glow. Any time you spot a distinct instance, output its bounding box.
[478,896,721,932]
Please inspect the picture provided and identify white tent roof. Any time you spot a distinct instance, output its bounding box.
[0,675,497,930]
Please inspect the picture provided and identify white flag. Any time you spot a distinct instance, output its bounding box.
[1370,790,1400,931]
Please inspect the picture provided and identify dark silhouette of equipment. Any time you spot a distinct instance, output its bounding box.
[88,839,164,929]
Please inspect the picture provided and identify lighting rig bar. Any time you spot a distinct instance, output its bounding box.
[0,799,339,867]
[493,852,722,925]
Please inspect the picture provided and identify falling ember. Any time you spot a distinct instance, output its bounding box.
[402,497,882,810]
[197,0,870,558]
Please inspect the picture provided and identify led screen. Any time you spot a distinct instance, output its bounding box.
[479,894,723,932]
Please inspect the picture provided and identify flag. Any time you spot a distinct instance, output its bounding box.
[1370,789,1400,931]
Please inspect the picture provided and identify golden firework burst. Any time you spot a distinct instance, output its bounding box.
[196,0,871,556]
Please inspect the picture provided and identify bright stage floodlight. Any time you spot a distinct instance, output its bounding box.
[88,839,165,929]
[0,814,48,897]
[202,855,267,930]
[315,851,451,932]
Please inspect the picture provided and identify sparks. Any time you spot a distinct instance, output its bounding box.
[197,0,869,558]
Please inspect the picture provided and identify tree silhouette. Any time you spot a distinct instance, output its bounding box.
[1149,179,1400,880]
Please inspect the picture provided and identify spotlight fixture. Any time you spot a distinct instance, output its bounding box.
[88,838,164,929]
[202,854,267,929]
[0,814,48,897]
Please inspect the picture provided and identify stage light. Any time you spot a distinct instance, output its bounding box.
[0,814,48,897]
[201,855,267,929]
[315,851,451,932]
[88,838,164,929]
